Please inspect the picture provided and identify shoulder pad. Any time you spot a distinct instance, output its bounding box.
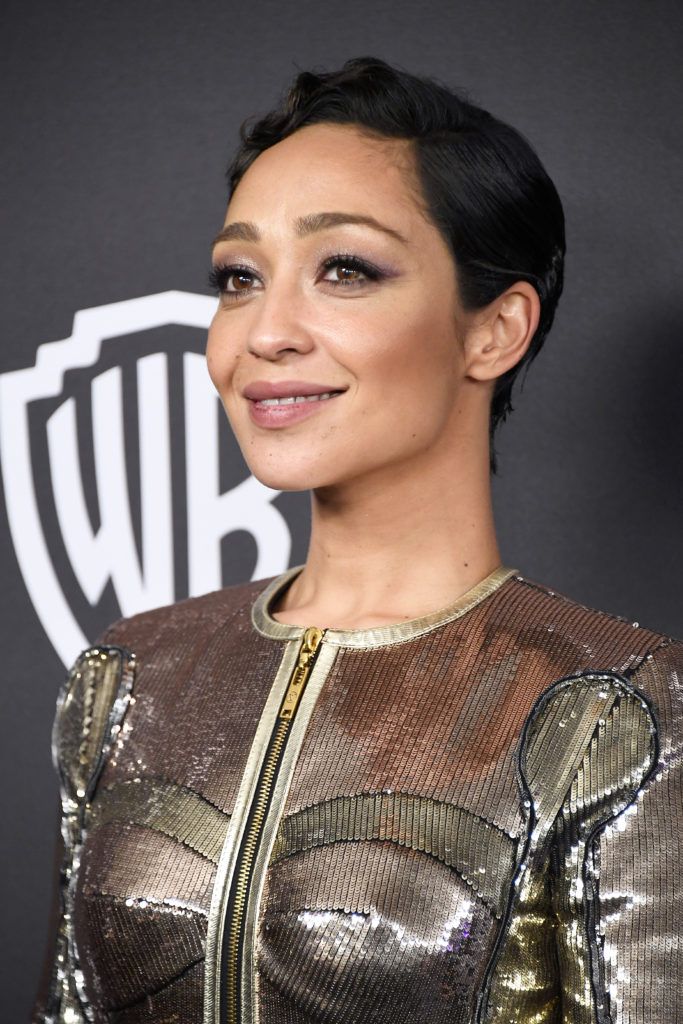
[52,645,135,806]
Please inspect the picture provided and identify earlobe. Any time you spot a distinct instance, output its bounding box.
[465,283,541,382]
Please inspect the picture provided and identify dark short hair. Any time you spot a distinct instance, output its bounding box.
[226,57,566,471]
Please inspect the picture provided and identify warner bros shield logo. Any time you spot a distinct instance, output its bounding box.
[0,291,294,667]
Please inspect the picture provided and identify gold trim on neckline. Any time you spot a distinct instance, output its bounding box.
[251,565,518,648]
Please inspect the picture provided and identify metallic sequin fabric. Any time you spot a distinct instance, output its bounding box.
[33,568,683,1023]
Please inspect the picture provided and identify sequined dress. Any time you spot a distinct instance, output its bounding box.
[34,566,683,1024]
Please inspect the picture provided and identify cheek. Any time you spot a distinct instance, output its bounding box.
[343,305,460,395]
[206,324,238,394]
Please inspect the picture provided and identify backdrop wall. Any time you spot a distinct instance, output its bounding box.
[1,2,681,1019]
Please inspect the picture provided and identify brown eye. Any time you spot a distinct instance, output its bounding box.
[208,264,262,297]
[335,265,363,283]
[228,271,255,292]
[322,256,379,287]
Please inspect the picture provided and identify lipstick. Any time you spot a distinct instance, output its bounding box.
[243,380,347,428]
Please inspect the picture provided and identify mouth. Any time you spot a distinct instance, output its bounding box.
[244,384,346,429]
[253,390,344,407]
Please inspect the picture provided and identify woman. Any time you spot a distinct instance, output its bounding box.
[35,58,682,1024]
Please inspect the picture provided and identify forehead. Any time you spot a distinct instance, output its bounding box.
[227,123,426,228]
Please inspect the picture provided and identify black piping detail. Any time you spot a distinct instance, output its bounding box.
[474,669,658,1024]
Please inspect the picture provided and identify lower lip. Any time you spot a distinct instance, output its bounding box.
[247,393,344,428]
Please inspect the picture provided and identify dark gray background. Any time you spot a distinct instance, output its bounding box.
[1,1,682,1019]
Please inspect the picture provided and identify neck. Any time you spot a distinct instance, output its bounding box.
[274,408,502,629]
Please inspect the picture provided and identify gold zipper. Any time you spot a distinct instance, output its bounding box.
[221,626,325,1024]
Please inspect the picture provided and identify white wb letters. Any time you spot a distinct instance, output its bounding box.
[0,292,291,667]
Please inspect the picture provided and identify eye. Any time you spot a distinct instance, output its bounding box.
[321,255,381,287]
[208,264,260,297]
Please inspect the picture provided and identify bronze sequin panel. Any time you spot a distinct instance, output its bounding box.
[33,573,683,1023]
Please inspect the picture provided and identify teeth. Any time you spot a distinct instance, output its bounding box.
[256,391,339,406]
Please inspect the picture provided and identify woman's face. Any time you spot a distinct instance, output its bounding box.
[207,122,475,492]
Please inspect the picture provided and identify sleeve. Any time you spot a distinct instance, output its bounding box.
[32,644,135,1024]
[550,641,683,1024]
[481,673,629,1023]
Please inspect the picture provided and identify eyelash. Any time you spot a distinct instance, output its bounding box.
[208,254,383,298]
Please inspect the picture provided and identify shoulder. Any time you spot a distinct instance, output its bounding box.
[98,574,277,656]
[52,575,279,790]
[52,644,135,801]
[501,573,682,738]
[499,580,682,853]
[502,572,680,670]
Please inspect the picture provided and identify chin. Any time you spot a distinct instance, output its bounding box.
[246,462,322,493]
[246,455,349,493]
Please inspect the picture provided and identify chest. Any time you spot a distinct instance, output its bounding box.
[73,632,540,1023]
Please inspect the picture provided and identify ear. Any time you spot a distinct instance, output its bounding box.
[463,282,541,383]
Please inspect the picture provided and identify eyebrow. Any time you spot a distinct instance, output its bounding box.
[211,211,409,249]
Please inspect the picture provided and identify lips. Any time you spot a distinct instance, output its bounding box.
[243,379,347,429]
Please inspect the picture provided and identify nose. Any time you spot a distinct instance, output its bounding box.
[246,276,314,361]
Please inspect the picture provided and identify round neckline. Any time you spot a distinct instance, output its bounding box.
[251,564,518,649]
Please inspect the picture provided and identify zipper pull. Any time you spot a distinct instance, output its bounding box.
[279,626,324,721]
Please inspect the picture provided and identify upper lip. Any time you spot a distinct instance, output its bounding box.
[243,380,347,401]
